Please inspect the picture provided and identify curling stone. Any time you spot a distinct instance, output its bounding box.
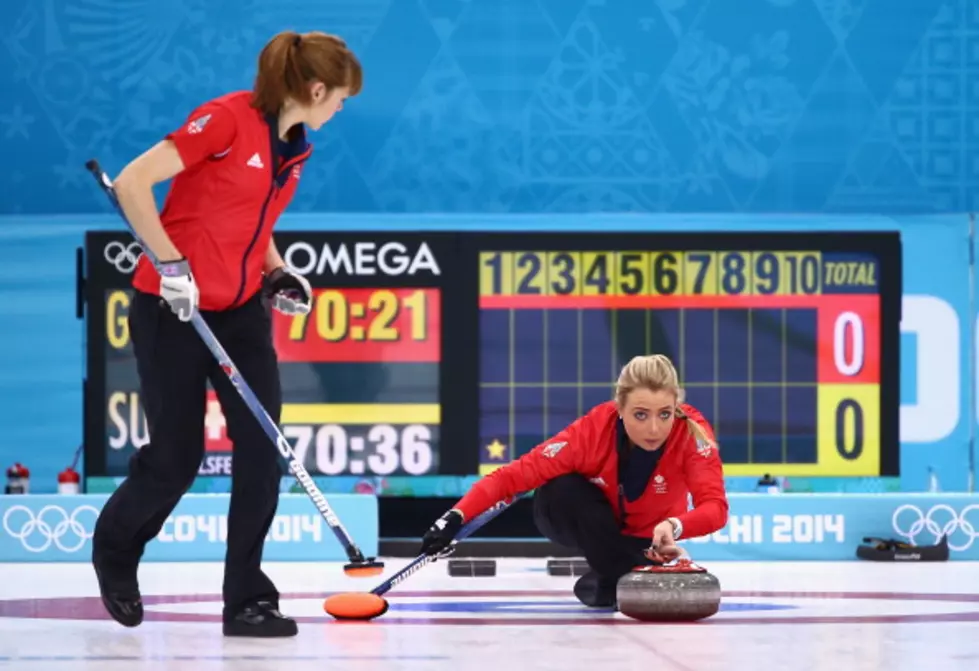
[616,559,721,622]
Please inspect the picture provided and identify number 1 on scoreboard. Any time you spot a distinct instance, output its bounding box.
[480,252,512,296]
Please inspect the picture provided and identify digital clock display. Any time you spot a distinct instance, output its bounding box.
[83,229,900,488]
[85,232,459,481]
[273,288,440,362]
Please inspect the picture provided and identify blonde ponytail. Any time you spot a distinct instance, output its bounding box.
[674,405,716,450]
[614,354,716,450]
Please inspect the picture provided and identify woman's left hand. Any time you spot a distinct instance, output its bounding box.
[647,520,681,563]
[265,266,312,315]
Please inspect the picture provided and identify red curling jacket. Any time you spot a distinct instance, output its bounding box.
[132,91,311,311]
[454,401,729,540]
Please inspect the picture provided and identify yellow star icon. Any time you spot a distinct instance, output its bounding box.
[485,439,507,460]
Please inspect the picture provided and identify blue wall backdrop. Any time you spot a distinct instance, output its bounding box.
[0,0,975,215]
[0,0,977,492]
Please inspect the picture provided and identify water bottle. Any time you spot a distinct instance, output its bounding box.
[5,463,30,494]
[755,473,781,494]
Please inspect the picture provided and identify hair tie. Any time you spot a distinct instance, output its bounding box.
[293,35,301,47]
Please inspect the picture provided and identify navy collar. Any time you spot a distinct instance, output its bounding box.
[616,417,631,477]
[264,113,310,187]
[264,113,310,163]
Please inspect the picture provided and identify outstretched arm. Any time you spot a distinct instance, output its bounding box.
[419,408,605,556]
[454,436,582,521]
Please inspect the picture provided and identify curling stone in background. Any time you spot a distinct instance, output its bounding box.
[546,558,590,577]
[617,558,721,622]
[447,558,497,577]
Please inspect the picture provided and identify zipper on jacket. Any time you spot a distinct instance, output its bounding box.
[229,182,277,309]
[227,128,311,310]
[618,484,627,530]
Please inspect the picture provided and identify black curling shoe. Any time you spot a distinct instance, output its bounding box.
[223,601,298,637]
[573,571,618,608]
[94,564,143,627]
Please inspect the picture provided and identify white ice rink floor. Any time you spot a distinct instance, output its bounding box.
[0,558,978,670]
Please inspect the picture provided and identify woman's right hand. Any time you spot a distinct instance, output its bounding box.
[420,509,464,556]
[646,519,682,563]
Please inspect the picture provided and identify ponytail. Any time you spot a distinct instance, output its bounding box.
[251,31,362,115]
[675,406,717,451]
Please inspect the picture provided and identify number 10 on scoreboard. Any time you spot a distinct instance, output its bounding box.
[817,295,880,475]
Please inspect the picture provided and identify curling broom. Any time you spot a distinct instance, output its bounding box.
[323,497,517,620]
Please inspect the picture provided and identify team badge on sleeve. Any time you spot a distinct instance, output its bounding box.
[187,114,211,134]
[696,440,713,458]
[542,442,566,458]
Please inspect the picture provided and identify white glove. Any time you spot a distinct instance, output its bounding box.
[158,258,199,322]
[265,266,312,315]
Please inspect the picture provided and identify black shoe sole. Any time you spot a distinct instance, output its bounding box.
[573,572,618,608]
[222,620,298,637]
[93,564,143,627]
[99,593,144,627]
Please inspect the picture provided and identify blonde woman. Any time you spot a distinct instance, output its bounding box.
[420,354,729,608]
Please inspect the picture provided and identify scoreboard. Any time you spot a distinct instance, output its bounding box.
[477,246,890,477]
[86,232,460,480]
[82,230,901,484]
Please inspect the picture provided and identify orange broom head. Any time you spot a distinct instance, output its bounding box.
[343,560,385,578]
[323,593,389,621]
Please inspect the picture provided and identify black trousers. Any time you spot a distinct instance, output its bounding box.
[93,290,284,616]
[533,474,650,581]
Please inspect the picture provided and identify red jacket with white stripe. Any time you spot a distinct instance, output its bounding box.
[455,401,729,540]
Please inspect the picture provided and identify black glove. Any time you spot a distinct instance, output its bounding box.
[420,509,464,556]
[264,266,312,316]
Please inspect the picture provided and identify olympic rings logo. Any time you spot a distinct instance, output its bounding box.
[891,503,979,552]
[103,241,142,273]
[2,505,100,553]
